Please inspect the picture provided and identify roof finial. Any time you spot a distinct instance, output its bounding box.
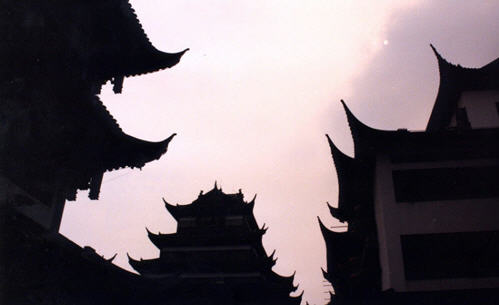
[269,249,276,260]
[246,194,257,211]
[214,181,218,190]
[260,223,268,233]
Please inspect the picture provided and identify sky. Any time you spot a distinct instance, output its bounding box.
[60,1,499,304]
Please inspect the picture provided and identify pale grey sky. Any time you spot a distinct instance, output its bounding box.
[61,1,499,304]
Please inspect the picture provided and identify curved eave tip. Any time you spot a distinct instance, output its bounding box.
[145,227,155,236]
[341,99,389,138]
[163,197,178,212]
[429,43,440,58]
[325,134,337,154]
[321,267,328,277]
[429,44,452,68]
[126,252,137,262]
[161,133,176,146]
[340,100,356,125]
[326,133,352,162]
[178,48,190,56]
[429,43,445,61]
[325,134,339,152]
[158,48,189,64]
[268,249,276,259]
[317,216,332,236]
[106,253,118,263]
[292,290,304,299]
[317,216,325,228]
[340,99,362,133]
[247,197,256,211]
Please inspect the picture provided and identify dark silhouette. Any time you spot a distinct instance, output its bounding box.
[0,1,188,304]
[321,47,499,305]
[128,183,303,305]
[0,0,187,230]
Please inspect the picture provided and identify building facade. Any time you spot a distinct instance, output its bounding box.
[321,47,499,304]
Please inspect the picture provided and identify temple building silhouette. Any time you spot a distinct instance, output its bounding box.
[1,0,187,232]
[320,46,499,305]
[128,183,303,305]
[0,1,190,304]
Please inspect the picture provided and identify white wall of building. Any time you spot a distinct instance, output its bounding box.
[374,156,499,292]
[449,90,499,129]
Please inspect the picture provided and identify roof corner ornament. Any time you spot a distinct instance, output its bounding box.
[429,43,453,69]
[106,253,118,263]
[111,75,124,94]
[260,223,268,233]
[429,43,443,61]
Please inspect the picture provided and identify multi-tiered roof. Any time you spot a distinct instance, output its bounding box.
[1,0,187,206]
[129,184,302,305]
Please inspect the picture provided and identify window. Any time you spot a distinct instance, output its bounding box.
[392,166,499,202]
[179,217,196,228]
[225,215,244,226]
[401,231,499,280]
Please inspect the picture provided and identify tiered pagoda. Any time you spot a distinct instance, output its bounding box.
[1,0,187,231]
[129,184,303,305]
[1,1,189,304]
[321,46,499,305]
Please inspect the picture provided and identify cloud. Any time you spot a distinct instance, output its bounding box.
[342,0,499,132]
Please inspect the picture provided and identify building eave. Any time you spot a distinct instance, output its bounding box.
[163,198,181,221]
[89,0,188,83]
[326,134,365,222]
[341,100,396,158]
[426,44,499,131]
[289,290,304,304]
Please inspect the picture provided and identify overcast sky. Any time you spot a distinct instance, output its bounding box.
[60,1,499,304]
